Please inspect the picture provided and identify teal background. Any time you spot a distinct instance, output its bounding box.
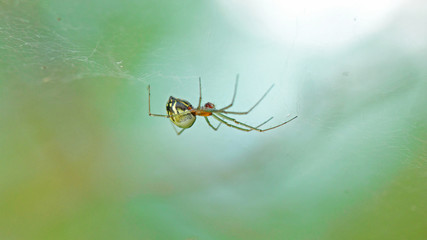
[1,0,426,239]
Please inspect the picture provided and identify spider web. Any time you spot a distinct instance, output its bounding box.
[0,2,160,85]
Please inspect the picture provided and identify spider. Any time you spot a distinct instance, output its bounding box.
[147,75,297,135]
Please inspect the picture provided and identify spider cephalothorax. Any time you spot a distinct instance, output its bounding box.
[204,102,215,109]
[148,75,297,135]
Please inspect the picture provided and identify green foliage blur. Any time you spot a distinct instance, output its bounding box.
[0,1,426,239]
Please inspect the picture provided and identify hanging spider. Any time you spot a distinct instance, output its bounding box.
[147,74,297,135]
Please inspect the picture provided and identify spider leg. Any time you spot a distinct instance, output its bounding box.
[256,116,274,128]
[215,112,263,131]
[204,117,222,130]
[208,114,272,132]
[217,83,275,115]
[170,122,186,135]
[197,77,202,109]
[219,74,239,111]
[216,113,297,132]
[147,85,169,118]
[212,114,252,132]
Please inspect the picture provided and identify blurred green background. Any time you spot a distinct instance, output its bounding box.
[1,0,426,239]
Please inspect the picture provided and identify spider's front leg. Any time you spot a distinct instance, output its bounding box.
[219,74,239,111]
[209,113,274,132]
[216,113,297,132]
[211,114,252,132]
[204,117,222,131]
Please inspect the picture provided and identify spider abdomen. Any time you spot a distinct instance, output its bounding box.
[166,96,196,128]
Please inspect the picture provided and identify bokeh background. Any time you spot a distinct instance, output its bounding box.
[1,0,426,239]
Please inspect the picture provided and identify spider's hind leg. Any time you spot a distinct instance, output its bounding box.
[170,122,186,135]
[147,85,170,118]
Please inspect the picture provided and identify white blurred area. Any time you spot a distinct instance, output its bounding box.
[217,0,404,48]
